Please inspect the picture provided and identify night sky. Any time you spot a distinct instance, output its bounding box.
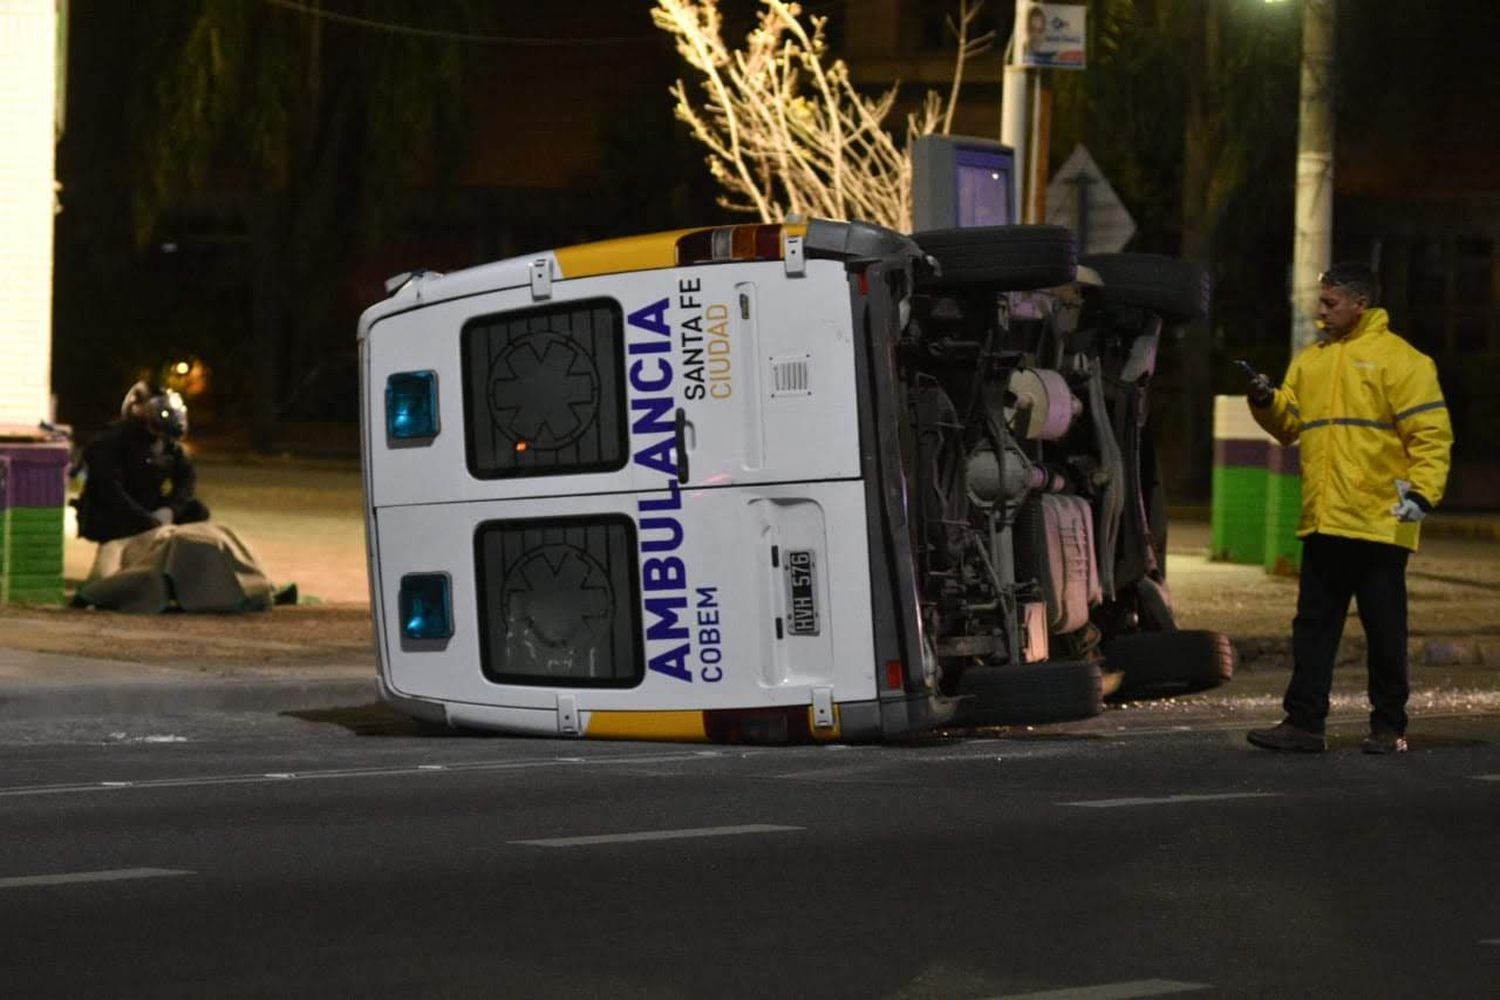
[48,0,1500,490]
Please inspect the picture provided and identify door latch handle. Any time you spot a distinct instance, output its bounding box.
[675,408,690,484]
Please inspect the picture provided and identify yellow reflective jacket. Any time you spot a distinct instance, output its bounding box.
[1251,308,1452,551]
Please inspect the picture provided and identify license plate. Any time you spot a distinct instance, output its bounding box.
[784,549,820,636]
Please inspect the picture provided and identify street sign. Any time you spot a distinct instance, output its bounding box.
[1014,2,1087,69]
[1046,145,1136,254]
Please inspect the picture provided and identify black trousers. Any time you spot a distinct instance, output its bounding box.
[1285,533,1411,735]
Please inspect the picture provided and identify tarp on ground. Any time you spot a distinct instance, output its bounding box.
[78,522,275,613]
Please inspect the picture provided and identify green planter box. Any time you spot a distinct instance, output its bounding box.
[7,568,66,603]
[0,455,8,602]
[1211,464,1269,563]
[1210,396,1276,565]
[7,585,66,605]
[1264,445,1303,575]
[0,507,9,603]
[4,505,66,605]
[8,505,64,534]
[7,530,62,557]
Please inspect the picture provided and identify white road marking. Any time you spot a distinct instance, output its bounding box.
[0,750,732,799]
[511,824,803,848]
[993,979,1212,1000]
[1472,775,1500,782]
[0,868,194,890]
[1061,792,1280,809]
[1480,939,1500,945]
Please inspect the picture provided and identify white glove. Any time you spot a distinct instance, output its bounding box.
[1391,479,1427,523]
[152,506,174,526]
[1392,498,1426,523]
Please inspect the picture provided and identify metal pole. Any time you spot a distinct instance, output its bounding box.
[1029,77,1051,224]
[1073,174,1093,252]
[1291,0,1335,354]
[1000,0,1029,223]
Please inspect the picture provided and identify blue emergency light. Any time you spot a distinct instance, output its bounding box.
[399,572,454,641]
[385,370,439,440]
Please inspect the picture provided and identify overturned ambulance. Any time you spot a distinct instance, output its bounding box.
[359,220,1233,742]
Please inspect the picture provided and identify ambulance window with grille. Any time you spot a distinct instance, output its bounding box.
[462,299,627,478]
[474,515,643,687]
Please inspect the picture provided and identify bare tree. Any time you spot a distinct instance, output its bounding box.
[651,0,992,232]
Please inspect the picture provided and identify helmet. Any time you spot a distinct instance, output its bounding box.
[121,380,188,440]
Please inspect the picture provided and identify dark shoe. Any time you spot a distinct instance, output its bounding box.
[1361,730,1409,754]
[273,583,299,607]
[1247,721,1326,753]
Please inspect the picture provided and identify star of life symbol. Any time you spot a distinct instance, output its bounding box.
[488,330,601,449]
[501,544,614,653]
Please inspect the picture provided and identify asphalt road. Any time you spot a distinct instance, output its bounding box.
[4,709,1499,999]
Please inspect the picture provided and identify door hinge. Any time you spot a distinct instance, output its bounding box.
[784,234,806,277]
[811,686,835,730]
[530,257,553,300]
[557,693,580,736]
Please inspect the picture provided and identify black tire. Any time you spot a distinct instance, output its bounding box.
[1080,252,1210,324]
[955,659,1104,725]
[1104,629,1235,697]
[914,225,1077,291]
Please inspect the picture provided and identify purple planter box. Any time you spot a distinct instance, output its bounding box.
[0,444,70,508]
[0,454,9,510]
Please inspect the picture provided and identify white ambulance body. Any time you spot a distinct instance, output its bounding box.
[360,219,1233,742]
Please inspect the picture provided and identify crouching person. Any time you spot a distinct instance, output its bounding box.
[74,381,208,543]
[71,381,294,613]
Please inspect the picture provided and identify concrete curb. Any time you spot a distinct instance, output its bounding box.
[1422,518,1500,542]
[0,676,376,719]
[1231,634,1500,671]
[1169,505,1500,543]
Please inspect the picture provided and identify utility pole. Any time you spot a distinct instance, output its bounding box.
[1000,0,1030,222]
[1029,76,1051,223]
[1070,172,1093,251]
[1291,0,1335,353]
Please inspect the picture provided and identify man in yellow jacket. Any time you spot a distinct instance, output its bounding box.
[1244,263,1452,754]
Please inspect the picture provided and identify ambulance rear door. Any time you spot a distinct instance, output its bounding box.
[364,257,862,510]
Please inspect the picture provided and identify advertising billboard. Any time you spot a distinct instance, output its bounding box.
[1015,2,1086,70]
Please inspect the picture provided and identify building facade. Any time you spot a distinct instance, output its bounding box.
[0,0,59,427]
